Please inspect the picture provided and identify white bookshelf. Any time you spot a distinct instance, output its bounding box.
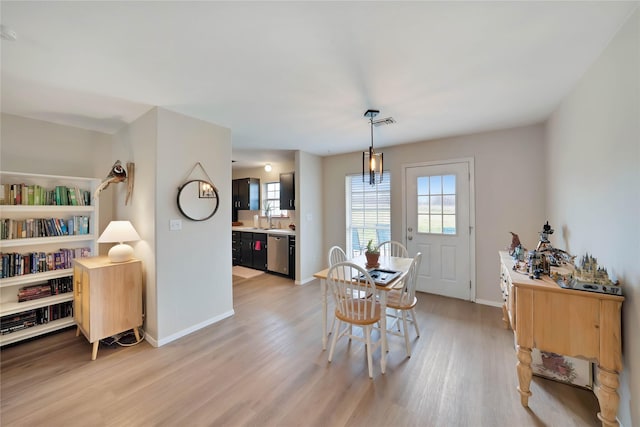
[0,171,99,346]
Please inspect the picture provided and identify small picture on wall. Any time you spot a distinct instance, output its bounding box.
[199,181,216,199]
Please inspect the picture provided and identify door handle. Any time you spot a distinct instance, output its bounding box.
[408,235,413,240]
[408,227,413,232]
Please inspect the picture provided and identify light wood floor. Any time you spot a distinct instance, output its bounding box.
[1,273,600,427]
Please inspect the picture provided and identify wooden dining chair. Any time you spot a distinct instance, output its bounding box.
[386,252,422,357]
[377,240,409,258]
[326,261,384,378]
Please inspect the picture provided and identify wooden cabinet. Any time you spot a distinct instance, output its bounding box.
[499,251,623,426]
[0,171,99,346]
[73,256,142,360]
[279,172,295,210]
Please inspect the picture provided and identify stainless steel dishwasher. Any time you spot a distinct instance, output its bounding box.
[267,235,289,275]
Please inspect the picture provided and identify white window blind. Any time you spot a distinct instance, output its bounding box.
[346,173,391,257]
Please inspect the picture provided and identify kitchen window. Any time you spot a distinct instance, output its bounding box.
[346,172,391,257]
[263,182,288,217]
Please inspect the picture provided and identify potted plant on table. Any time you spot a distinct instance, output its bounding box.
[365,239,380,268]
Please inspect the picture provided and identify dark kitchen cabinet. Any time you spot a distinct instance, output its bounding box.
[252,233,267,271]
[279,172,295,210]
[288,235,296,280]
[238,231,267,271]
[232,231,241,266]
[240,232,253,268]
[232,178,260,221]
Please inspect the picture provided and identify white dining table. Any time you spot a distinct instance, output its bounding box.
[313,254,414,371]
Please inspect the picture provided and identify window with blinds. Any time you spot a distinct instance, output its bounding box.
[345,173,391,257]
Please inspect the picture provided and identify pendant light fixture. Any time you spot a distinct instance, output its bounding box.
[362,109,394,185]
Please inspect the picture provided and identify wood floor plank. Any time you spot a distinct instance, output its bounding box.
[1,274,600,426]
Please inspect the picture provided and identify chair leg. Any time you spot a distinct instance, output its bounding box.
[411,308,420,337]
[365,325,374,379]
[401,310,411,357]
[328,319,341,362]
[396,309,401,332]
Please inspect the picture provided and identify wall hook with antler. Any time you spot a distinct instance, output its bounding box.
[94,160,135,205]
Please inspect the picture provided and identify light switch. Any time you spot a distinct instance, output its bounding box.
[170,219,182,231]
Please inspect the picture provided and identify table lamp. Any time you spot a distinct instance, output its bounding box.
[97,220,141,263]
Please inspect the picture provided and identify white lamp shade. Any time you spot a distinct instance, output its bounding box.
[98,221,141,263]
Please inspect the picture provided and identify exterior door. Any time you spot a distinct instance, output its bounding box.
[405,161,472,300]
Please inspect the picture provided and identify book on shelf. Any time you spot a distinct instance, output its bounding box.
[0,247,91,278]
[0,301,74,335]
[0,182,91,206]
[0,216,91,240]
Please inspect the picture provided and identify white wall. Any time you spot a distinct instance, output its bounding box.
[110,108,159,340]
[0,113,114,233]
[296,151,324,284]
[155,108,233,344]
[546,9,639,427]
[322,124,546,303]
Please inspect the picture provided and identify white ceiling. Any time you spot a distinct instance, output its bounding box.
[1,1,637,168]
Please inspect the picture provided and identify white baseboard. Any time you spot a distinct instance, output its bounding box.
[149,309,235,347]
[296,276,316,286]
[475,298,503,308]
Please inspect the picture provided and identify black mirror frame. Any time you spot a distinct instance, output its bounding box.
[177,179,219,221]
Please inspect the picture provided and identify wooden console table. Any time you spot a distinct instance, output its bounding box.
[499,251,623,427]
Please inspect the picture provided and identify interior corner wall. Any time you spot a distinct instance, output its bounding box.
[0,113,115,233]
[321,124,546,303]
[155,108,233,344]
[545,9,639,427]
[296,150,323,284]
[110,108,159,343]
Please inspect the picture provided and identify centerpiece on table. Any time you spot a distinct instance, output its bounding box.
[365,239,380,268]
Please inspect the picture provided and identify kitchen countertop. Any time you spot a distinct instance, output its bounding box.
[232,226,295,236]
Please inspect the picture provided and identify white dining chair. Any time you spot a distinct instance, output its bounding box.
[377,240,409,258]
[327,245,348,335]
[326,261,384,378]
[328,245,347,267]
[385,252,422,357]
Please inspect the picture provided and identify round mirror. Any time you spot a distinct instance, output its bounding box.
[177,179,219,221]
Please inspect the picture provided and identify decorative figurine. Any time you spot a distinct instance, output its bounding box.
[508,232,526,261]
[536,221,554,251]
[554,252,622,295]
[508,232,521,255]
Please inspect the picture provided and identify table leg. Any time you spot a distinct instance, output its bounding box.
[516,345,533,406]
[91,341,99,361]
[133,327,141,342]
[321,278,327,350]
[379,291,387,374]
[596,367,620,427]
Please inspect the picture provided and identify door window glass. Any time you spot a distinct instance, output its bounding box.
[416,175,456,234]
